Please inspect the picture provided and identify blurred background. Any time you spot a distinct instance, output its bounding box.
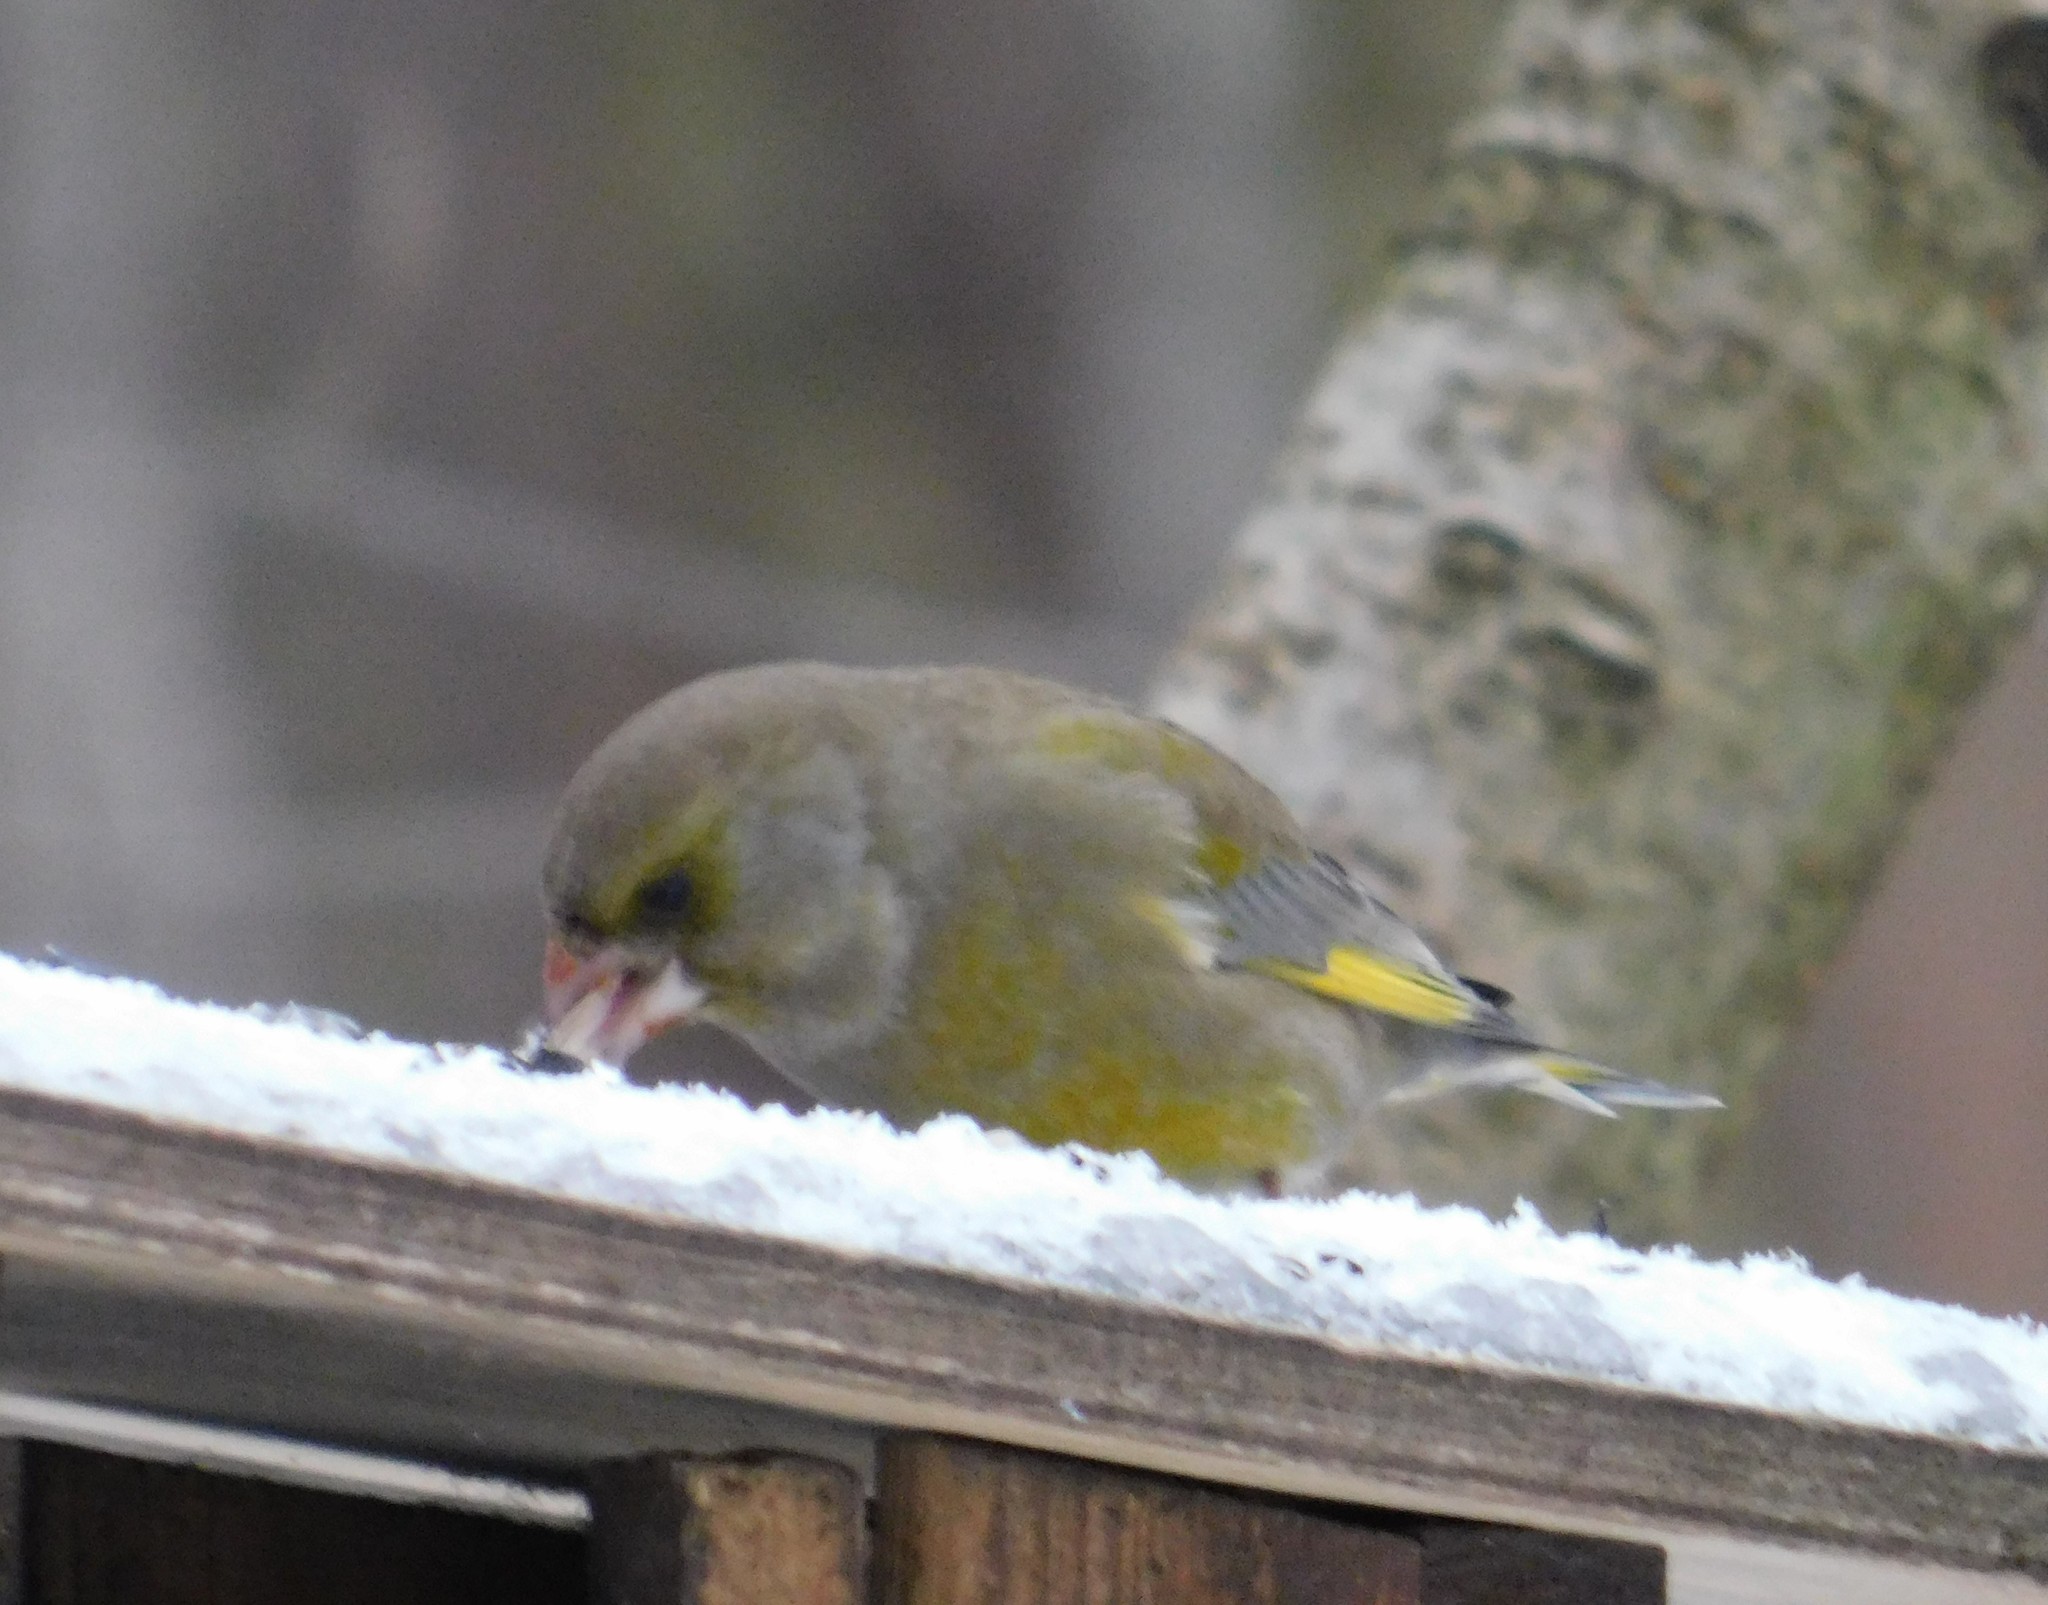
[2,0,2045,1319]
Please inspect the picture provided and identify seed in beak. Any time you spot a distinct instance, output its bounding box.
[541,941,706,1066]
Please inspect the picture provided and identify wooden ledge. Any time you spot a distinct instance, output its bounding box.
[0,1085,2038,1576]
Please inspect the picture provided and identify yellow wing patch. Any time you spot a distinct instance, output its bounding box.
[1249,947,1478,1027]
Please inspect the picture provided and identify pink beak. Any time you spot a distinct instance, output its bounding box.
[542,936,706,1066]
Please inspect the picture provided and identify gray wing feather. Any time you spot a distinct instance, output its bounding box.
[1211,853,1445,972]
[1207,854,1528,1043]
[1207,855,1724,1116]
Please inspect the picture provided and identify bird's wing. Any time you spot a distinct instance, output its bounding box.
[1021,702,1515,1034]
[1203,854,1722,1113]
[1020,703,1721,1116]
[1203,852,1530,1037]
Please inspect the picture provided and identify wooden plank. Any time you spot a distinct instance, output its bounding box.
[0,1259,874,1482]
[0,1085,2039,1576]
[589,1453,862,1605]
[1666,1534,2048,1605]
[0,1388,584,1525]
[1420,1520,1663,1604]
[21,1442,582,1605]
[875,1434,1419,1605]
[0,1441,20,1605]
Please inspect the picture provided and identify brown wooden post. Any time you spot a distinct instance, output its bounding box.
[0,1440,20,1605]
[1419,1522,1664,1605]
[874,1435,1420,1605]
[588,1452,864,1605]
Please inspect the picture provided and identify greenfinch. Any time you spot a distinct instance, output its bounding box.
[539,663,1716,1192]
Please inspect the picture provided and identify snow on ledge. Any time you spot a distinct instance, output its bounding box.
[0,952,2043,1450]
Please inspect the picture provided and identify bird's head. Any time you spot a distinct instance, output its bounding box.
[538,666,910,1071]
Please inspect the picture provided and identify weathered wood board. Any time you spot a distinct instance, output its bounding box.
[0,1085,2038,1594]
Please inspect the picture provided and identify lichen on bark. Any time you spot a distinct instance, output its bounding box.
[1154,0,2048,1236]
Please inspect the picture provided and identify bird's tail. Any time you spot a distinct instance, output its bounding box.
[1381,1050,1723,1118]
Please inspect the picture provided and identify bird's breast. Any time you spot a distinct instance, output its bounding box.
[868,874,1343,1186]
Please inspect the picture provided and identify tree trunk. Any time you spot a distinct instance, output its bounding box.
[1153,0,2048,1236]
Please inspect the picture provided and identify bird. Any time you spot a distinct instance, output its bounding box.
[537,662,1717,1193]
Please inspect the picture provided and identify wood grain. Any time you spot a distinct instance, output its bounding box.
[0,1442,19,1605]
[0,1086,2039,1577]
[21,1442,582,1605]
[875,1435,1419,1605]
[589,1453,863,1605]
[1420,1520,1663,1605]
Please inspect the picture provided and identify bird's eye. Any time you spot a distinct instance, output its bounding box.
[635,865,696,925]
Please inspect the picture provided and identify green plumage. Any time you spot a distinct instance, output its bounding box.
[542,663,1716,1192]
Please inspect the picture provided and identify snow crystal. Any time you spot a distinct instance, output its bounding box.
[0,953,2044,1450]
